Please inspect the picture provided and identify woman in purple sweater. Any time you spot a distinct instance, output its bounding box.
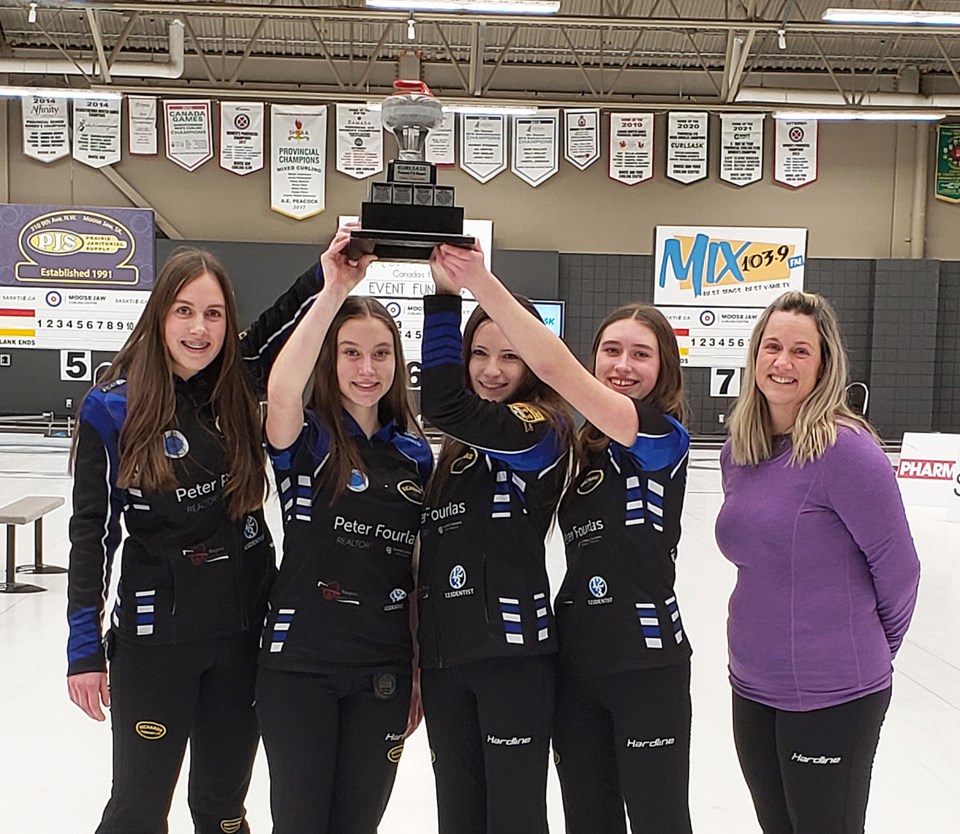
[715,291,920,834]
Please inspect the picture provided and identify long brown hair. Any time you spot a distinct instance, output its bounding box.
[306,296,424,499]
[578,303,688,457]
[728,291,878,466]
[72,248,266,520]
[429,298,578,503]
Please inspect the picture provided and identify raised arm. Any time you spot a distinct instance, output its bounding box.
[431,244,640,446]
[265,228,376,450]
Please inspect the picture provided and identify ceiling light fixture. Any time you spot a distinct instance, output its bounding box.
[774,110,944,121]
[822,8,960,25]
[366,0,561,14]
[407,16,416,39]
[0,85,123,101]
[444,104,539,115]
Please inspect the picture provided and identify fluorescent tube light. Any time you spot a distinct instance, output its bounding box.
[444,104,539,115]
[774,110,945,121]
[0,85,123,101]
[822,8,960,25]
[366,0,561,14]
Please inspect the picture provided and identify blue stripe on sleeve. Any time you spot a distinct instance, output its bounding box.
[624,414,690,472]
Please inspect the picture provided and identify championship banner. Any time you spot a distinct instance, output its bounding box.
[774,118,818,188]
[609,113,654,185]
[564,108,600,171]
[164,100,213,171]
[22,96,70,163]
[460,114,507,183]
[658,306,761,368]
[0,203,155,350]
[73,98,121,169]
[271,105,328,220]
[654,225,806,307]
[219,102,264,176]
[426,111,456,166]
[935,124,960,203]
[511,110,559,187]
[666,112,708,184]
[335,104,383,180]
[128,96,158,155]
[720,113,764,186]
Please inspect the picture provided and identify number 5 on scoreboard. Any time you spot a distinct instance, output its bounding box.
[60,349,91,382]
[710,367,741,398]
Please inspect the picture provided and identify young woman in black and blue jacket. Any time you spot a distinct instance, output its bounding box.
[417,255,576,834]
[67,249,321,833]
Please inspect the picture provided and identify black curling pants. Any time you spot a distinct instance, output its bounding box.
[255,666,412,834]
[96,632,260,834]
[732,687,892,834]
[552,662,693,834]
[420,654,556,834]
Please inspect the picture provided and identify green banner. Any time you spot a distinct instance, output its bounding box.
[936,124,960,203]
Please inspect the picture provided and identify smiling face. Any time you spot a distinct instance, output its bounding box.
[593,318,662,400]
[336,315,396,424]
[468,319,528,403]
[163,272,227,380]
[755,310,822,434]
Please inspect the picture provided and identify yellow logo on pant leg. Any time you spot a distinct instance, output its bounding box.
[134,721,167,739]
[220,817,244,833]
[387,744,405,763]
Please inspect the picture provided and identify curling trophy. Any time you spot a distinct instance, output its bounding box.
[347,80,474,261]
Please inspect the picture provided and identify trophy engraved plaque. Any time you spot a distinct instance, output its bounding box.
[347,80,475,261]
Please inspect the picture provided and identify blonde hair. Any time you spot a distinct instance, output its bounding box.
[728,291,879,466]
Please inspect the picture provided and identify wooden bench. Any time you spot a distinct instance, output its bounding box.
[0,496,66,594]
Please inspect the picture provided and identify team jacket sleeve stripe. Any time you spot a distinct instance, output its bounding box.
[66,394,125,674]
[623,401,691,472]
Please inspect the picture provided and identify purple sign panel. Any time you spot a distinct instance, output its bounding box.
[0,204,155,350]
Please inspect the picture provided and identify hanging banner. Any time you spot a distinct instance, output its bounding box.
[935,123,960,203]
[335,104,383,180]
[511,109,559,187]
[564,108,600,171]
[271,104,328,220]
[22,96,70,163]
[164,100,213,171]
[609,113,654,185]
[666,112,708,184]
[720,113,764,186]
[774,118,818,188]
[127,96,158,155]
[0,203,155,350]
[654,225,807,306]
[73,98,121,169]
[460,114,507,183]
[219,102,264,176]
[426,111,456,166]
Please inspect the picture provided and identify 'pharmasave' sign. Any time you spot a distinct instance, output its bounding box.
[896,432,960,520]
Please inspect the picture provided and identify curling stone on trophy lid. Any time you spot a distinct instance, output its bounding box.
[347,80,475,262]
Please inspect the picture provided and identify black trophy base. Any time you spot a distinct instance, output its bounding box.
[347,229,475,262]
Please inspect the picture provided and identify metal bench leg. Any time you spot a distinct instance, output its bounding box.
[17,518,67,575]
[1,524,45,594]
